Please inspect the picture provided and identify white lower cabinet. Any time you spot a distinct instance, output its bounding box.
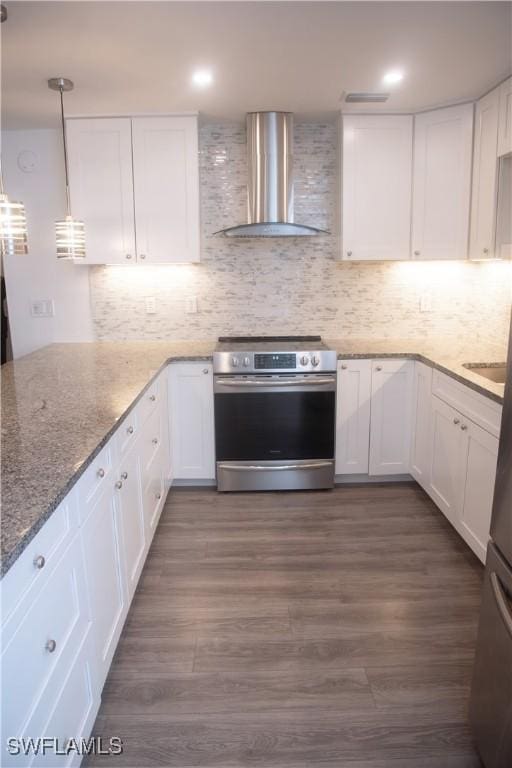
[368,359,414,475]
[80,484,127,690]
[335,359,372,474]
[410,362,434,487]
[427,394,499,563]
[169,363,215,480]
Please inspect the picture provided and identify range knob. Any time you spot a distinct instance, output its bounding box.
[231,356,240,367]
[243,356,251,367]
[300,355,310,366]
[311,355,320,367]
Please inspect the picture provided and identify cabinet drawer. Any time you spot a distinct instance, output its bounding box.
[432,370,502,437]
[115,406,139,459]
[1,535,90,743]
[1,497,78,632]
[75,442,114,524]
[138,376,161,426]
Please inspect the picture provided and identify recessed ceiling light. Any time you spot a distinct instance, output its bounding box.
[192,69,213,87]
[383,69,404,85]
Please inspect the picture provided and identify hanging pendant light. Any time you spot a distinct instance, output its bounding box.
[48,77,85,259]
[0,158,29,257]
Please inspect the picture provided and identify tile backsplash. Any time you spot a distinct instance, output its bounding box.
[90,120,512,348]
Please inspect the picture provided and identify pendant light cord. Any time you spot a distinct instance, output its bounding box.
[58,86,71,216]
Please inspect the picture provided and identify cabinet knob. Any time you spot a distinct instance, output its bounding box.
[45,639,57,653]
[346,250,353,258]
[125,254,132,260]
[414,250,421,256]
[33,555,46,570]
[375,366,382,371]
[155,492,162,500]
[203,368,209,374]
[453,418,460,425]
[461,424,468,431]
[483,248,489,254]
[152,437,159,445]
[149,394,156,402]
[127,425,134,434]
[341,364,347,370]
[115,480,123,490]
[121,471,128,480]
[97,467,105,479]
[139,254,147,260]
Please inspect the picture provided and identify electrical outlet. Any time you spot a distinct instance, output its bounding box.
[30,299,54,318]
[185,296,198,314]
[419,292,433,313]
[145,297,157,314]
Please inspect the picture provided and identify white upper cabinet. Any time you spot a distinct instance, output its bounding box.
[469,88,500,260]
[412,103,473,260]
[66,118,136,264]
[341,115,413,261]
[132,117,200,263]
[66,115,200,264]
[497,76,512,157]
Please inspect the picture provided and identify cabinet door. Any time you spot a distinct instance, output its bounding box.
[132,116,200,263]
[341,115,412,261]
[410,361,433,489]
[66,118,136,264]
[498,76,512,157]
[335,359,371,474]
[369,360,414,475]
[469,88,500,260]
[428,396,466,527]
[169,363,215,479]
[412,104,473,260]
[80,487,126,689]
[114,446,146,600]
[460,420,499,563]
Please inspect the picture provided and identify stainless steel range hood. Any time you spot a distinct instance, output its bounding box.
[215,112,327,238]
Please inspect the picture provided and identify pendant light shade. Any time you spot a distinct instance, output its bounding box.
[0,191,28,257]
[48,77,85,260]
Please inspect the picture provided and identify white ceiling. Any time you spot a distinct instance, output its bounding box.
[2,1,511,128]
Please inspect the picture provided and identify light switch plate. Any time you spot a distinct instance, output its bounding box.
[185,296,198,314]
[419,292,433,313]
[30,299,54,318]
[145,297,157,314]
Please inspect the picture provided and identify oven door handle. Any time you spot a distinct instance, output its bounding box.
[216,377,336,387]
[217,462,333,472]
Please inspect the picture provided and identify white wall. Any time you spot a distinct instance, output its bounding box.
[2,129,93,359]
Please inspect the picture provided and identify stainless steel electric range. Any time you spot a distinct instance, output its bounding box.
[213,336,337,492]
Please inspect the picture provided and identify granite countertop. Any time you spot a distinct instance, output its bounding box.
[1,341,215,577]
[1,337,506,577]
[326,338,507,404]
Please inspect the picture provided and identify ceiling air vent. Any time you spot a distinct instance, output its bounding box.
[344,92,390,103]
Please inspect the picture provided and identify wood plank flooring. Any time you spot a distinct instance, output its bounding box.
[86,483,484,767]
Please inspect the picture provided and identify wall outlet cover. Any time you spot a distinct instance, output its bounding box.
[30,299,54,318]
[185,296,198,314]
[145,297,157,314]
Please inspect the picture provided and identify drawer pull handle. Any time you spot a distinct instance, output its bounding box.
[149,394,156,402]
[453,418,460,425]
[155,492,162,500]
[115,480,123,490]
[97,468,105,479]
[341,364,347,370]
[152,437,159,445]
[46,639,57,653]
[33,555,46,570]
[375,366,382,372]
[121,471,128,480]
[127,425,134,435]
[203,368,209,374]
[461,424,468,431]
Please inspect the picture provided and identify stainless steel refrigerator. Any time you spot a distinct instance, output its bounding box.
[470,313,512,767]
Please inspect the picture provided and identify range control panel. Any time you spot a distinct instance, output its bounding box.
[213,349,337,375]
[254,353,296,369]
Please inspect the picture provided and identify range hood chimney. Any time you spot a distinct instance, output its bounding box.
[215,111,327,237]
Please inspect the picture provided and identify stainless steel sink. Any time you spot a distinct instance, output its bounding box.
[463,363,507,384]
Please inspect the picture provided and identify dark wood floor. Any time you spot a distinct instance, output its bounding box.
[87,483,485,767]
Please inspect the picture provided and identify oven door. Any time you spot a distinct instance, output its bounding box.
[214,374,336,491]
